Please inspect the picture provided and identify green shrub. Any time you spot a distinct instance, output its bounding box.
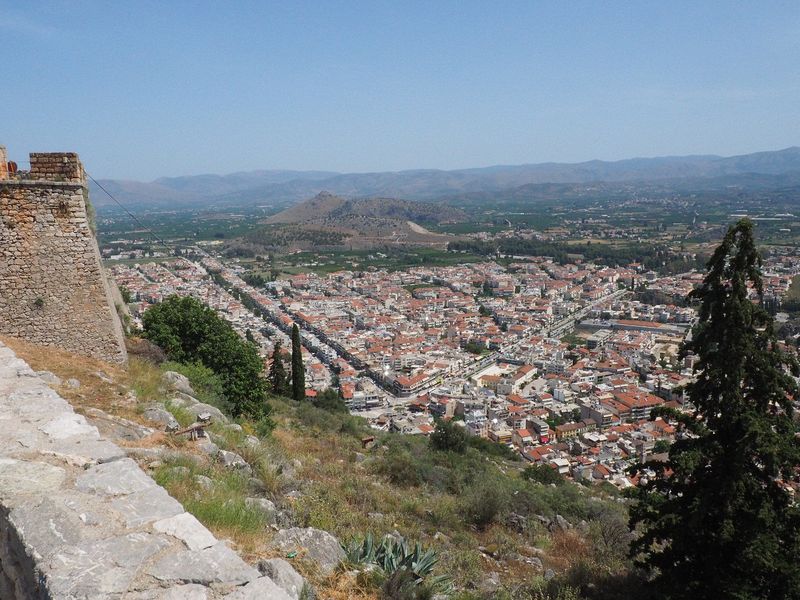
[377,448,421,487]
[468,436,520,461]
[522,464,564,486]
[461,475,509,529]
[142,295,269,418]
[254,414,276,437]
[430,419,467,454]
[313,388,348,413]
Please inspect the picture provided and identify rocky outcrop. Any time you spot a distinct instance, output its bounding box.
[269,527,346,576]
[0,341,289,599]
[257,559,308,600]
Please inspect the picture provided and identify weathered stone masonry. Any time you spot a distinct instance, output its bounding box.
[0,146,126,363]
[0,341,290,599]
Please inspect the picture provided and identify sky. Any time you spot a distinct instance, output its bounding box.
[1,1,799,180]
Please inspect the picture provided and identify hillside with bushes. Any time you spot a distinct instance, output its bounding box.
[2,332,643,600]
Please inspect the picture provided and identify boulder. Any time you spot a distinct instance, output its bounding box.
[153,513,217,551]
[84,407,154,442]
[163,371,196,396]
[147,541,260,586]
[245,497,277,523]
[143,405,180,431]
[194,475,215,492]
[169,394,199,408]
[552,514,571,531]
[218,450,251,474]
[269,527,346,576]
[196,439,219,456]
[222,576,293,600]
[186,403,227,424]
[506,512,527,533]
[257,558,307,600]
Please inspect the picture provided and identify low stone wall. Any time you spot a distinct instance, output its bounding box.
[0,341,290,599]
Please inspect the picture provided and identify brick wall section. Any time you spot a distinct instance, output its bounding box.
[29,152,84,183]
[0,146,7,181]
[0,150,127,363]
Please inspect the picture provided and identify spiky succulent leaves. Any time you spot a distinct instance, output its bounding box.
[629,219,800,600]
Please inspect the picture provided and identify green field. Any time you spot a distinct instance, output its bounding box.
[272,247,484,275]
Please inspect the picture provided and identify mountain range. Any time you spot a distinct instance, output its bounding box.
[90,147,800,211]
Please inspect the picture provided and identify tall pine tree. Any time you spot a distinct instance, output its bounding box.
[291,323,306,401]
[630,220,800,600]
[268,340,288,397]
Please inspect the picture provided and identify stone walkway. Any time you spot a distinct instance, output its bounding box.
[0,342,290,600]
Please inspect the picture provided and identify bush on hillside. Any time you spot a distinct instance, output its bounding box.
[313,388,348,413]
[142,295,269,418]
[430,419,467,454]
[468,436,521,461]
[461,475,509,529]
[523,464,565,486]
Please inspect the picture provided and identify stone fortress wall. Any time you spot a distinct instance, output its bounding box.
[0,146,127,363]
[0,341,289,599]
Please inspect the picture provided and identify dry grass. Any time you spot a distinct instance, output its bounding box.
[546,529,593,572]
[314,571,379,600]
[0,335,142,417]
[1,337,172,427]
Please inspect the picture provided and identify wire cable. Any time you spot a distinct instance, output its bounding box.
[85,172,174,253]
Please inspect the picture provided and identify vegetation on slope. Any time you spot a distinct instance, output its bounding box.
[141,295,271,419]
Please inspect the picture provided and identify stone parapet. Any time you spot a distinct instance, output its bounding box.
[0,342,290,600]
[29,152,84,183]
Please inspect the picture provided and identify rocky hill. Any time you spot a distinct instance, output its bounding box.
[267,192,467,225]
[241,192,465,251]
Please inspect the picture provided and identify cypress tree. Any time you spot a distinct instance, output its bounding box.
[630,219,800,600]
[291,323,306,401]
[268,340,288,397]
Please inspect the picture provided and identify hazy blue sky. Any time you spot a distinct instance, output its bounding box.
[2,1,799,179]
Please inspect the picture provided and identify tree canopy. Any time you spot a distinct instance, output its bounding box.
[268,340,289,397]
[630,220,800,600]
[142,295,269,418]
[429,419,467,454]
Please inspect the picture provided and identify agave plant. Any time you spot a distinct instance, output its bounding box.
[342,534,451,594]
[344,532,377,565]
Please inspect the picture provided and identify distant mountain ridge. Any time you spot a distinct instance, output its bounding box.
[91,146,800,210]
